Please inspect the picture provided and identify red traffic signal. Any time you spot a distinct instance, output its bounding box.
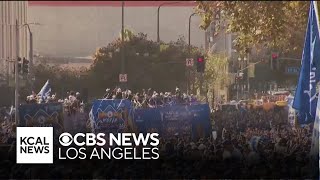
[196,56,205,73]
[271,53,278,59]
[197,57,204,62]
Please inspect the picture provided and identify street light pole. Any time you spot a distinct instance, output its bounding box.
[29,32,33,87]
[22,23,41,91]
[157,5,161,43]
[121,1,126,88]
[188,13,196,50]
[247,53,250,98]
[157,1,181,43]
[236,70,239,100]
[188,12,196,94]
[15,19,19,125]
[23,24,34,90]
[237,57,243,100]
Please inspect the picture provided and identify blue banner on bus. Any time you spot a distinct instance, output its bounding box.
[89,99,135,134]
[18,103,64,133]
[134,103,212,139]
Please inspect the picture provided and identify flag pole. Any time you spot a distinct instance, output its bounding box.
[15,19,19,126]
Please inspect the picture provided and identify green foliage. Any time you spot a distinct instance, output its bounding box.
[26,32,229,100]
[204,53,229,89]
[33,63,87,97]
[196,1,309,55]
[90,33,201,95]
[192,52,229,93]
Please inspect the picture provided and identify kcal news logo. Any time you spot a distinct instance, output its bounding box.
[16,127,53,164]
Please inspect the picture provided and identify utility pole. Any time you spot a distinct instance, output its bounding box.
[270,52,273,70]
[247,53,250,98]
[157,5,161,43]
[29,31,34,90]
[188,13,196,94]
[121,1,126,88]
[236,70,239,100]
[15,19,19,125]
[23,22,41,90]
[200,72,204,95]
[157,1,182,43]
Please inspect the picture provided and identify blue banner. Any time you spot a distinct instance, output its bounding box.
[293,1,320,124]
[134,103,212,139]
[89,99,134,134]
[311,86,320,159]
[18,103,64,133]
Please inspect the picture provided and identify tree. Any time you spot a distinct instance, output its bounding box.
[32,63,87,98]
[27,32,230,101]
[90,32,201,95]
[91,30,232,99]
[203,53,229,90]
[195,1,309,56]
[192,52,229,102]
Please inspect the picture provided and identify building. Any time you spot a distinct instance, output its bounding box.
[27,1,205,58]
[206,16,301,102]
[0,1,28,79]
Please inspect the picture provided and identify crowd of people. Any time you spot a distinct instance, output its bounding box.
[24,87,196,111]
[0,87,317,178]
[25,91,82,105]
[25,90,85,115]
[103,87,198,108]
[210,106,315,177]
[0,105,317,178]
[0,107,15,145]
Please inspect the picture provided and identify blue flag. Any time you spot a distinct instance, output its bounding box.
[311,87,319,159]
[293,1,320,124]
[38,80,51,101]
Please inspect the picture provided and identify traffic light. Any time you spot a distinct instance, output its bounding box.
[235,73,243,84]
[271,52,278,70]
[17,57,22,74]
[22,58,29,74]
[196,56,206,73]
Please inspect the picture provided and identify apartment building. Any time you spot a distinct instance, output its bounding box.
[0,1,28,78]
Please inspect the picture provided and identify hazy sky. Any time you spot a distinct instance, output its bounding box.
[28,2,205,57]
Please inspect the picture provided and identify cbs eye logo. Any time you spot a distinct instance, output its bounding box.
[59,133,73,146]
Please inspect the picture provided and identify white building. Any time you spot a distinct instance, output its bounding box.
[0,1,28,78]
